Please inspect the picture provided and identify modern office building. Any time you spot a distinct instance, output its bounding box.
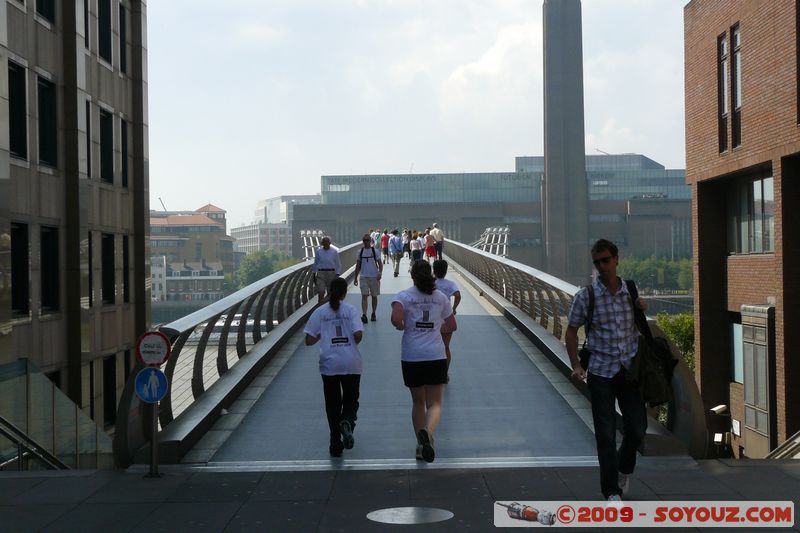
[232,195,320,257]
[230,223,292,256]
[1,0,149,429]
[293,154,691,267]
[685,0,799,458]
[254,195,320,225]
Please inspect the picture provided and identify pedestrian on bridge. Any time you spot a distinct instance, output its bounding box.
[354,234,383,323]
[312,237,341,304]
[565,238,648,503]
[389,229,404,278]
[430,223,445,260]
[391,260,457,463]
[304,277,364,458]
[433,259,461,372]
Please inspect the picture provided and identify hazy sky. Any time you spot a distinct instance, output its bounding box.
[148,0,685,228]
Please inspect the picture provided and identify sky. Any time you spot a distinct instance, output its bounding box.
[147,0,686,228]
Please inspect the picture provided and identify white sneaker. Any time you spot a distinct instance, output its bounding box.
[618,472,630,495]
[607,494,623,507]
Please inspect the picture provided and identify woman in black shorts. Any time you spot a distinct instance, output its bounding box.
[390,261,457,462]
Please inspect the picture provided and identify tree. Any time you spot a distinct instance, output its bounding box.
[237,250,298,288]
[617,256,693,292]
[656,312,695,371]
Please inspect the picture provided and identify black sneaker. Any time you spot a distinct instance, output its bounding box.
[329,440,344,457]
[340,420,354,449]
[361,314,368,324]
[394,272,399,277]
[370,313,377,322]
[416,429,435,463]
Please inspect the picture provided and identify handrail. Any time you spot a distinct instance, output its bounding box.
[0,414,70,470]
[113,242,362,466]
[444,239,708,459]
[766,429,800,459]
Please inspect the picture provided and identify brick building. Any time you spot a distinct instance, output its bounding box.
[685,0,800,457]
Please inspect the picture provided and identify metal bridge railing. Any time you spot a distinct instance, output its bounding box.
[113,243,361,467]
[443,239,708,459]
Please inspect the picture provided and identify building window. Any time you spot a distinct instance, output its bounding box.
[101,233,115,304]
[85,100,92,178]
[731,318,743,384]
[37,77,57,167]
[40,226,59,312]
[100,109,113,183]
[84,0,89,47]
[119,3,127,74]
[9,61,27,159]
[727,175,774,254]
[11,223,30,315]
[88,231,93,307]
[98,0,112,63]
[731,25,742,148]
[122,235,130,303]
[121,118,128,187]
[195,241,202,261]
[717,32,728,153]
[103,355,116,428]
[36,0,55,23]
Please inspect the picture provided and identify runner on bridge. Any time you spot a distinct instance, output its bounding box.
[304,277,364,458]
[391,260,457,463]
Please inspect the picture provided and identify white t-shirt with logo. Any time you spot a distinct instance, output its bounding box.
[392,286,453,362]
[434,278,459,299]
[304,301,364,375]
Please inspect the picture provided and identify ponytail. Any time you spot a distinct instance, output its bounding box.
[411,260,436,295]
[328,277,348,311]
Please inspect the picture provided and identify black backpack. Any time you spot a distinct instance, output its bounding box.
[357,247,379,266]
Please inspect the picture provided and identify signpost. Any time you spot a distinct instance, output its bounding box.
[136,331,171,367]
[135,331,172,478]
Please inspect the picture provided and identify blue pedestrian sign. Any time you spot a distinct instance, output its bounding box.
[135,368,168,404]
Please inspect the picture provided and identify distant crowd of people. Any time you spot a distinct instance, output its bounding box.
[308,224,458,462]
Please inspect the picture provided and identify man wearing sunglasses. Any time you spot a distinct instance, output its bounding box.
[565,238,648,504]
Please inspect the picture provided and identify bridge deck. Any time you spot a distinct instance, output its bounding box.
[204,258,598,468]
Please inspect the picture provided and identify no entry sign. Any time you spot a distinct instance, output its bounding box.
[136,331,172,367]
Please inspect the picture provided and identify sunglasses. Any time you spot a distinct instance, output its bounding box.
[592,255,614,266]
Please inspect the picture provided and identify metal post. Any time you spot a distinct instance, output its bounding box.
[146,402,161,478]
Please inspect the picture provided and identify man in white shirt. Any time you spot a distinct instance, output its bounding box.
[353,234,383,323]
[430,223,445,260]
[312,237,341,304]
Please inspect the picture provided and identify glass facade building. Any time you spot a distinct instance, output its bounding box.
[517,154,689,201]
[322,155,688,206]
[322,173,540,205]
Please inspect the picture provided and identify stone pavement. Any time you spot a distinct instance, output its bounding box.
[0,457,798,531]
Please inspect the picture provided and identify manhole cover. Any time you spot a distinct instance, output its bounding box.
[366,507,454,525]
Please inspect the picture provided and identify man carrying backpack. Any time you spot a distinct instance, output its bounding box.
[354,233,383,323]
[565,238,648,504]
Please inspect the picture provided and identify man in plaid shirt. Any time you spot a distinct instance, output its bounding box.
[565,239,648,503]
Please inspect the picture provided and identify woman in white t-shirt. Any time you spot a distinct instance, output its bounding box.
[304,277,364,457]
[391,261,457,463]
[433,259,461,372]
